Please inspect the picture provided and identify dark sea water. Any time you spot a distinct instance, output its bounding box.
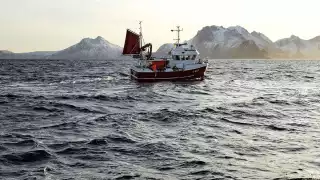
[0,59,320,180]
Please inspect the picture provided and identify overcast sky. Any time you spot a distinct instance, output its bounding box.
[1,0,320,52]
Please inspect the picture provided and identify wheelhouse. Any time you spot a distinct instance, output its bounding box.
[170,44,199,61]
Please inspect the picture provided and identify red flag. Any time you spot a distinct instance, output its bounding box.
[123,29,140,55]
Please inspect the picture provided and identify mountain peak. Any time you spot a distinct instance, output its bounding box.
[227,25,248,34]
[251,31,260,35]
[95,36,106,42]
[290,35,299,39]
[78,36,110,47]
[50,36,122,60]
[80,37,92,44]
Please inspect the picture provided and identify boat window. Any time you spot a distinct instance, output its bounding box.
[185,56,190,60]
[192,55,196,60]
[173,55,180,60]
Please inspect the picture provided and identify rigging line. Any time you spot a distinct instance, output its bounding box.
[129,41,139,54]
[142,37,145,46]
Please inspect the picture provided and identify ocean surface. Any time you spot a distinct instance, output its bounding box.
[0,59,320,180]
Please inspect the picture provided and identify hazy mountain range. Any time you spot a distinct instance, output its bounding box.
[1,25,320,60]
[0,36,122,60]
[157,25,320,59]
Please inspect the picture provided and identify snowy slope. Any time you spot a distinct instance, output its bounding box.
[275,35,309,54]
[275,35,320,57]
[184,25,270,58]
[50,36,122,60]
[153,43,174,58]
[190,25,274,50]
[250,31,274,49]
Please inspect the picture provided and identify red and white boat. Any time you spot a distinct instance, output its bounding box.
[122,22,208,82]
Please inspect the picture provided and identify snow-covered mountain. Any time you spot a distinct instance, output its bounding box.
[191,25,274,49]
[154,25,272,59]
[275,35,320,58]
[50,36,122,60]
[0,36,122,60]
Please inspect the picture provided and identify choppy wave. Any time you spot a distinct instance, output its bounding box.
[1,150,52,164]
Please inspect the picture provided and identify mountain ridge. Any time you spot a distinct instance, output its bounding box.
[50,36,122,60]
[1,25,320,59]
[156,25,320,59]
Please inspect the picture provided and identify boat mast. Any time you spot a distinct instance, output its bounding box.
[139,21,143,60]
[171,26,183,46]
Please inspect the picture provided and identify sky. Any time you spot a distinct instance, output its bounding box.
[1,0,320,52]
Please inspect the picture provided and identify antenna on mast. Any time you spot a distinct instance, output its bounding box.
[139,21,143,46]
[171,26,183,46]
[139,21,143,60]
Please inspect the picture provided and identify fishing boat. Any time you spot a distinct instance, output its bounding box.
[122,22,208,82]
